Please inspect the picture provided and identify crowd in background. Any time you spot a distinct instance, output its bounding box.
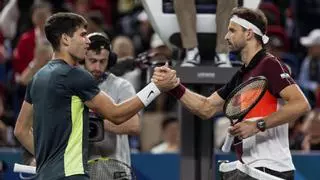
[0,0,319,155]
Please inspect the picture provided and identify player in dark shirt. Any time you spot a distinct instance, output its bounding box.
[153,7,310,180]
[14,12,179,180]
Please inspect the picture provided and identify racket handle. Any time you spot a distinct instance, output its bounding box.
[13,163,36,174]
[221,132,234,152]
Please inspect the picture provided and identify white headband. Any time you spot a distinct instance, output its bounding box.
[230,15,269,44]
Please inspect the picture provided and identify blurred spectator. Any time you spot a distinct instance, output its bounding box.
[266,25,299,78]
[12,2,51,76]
[298,29,320,107]
[15,42,52,86]
[86,10,107,34]
[299,110,320,151]
[66,0,114,27]
[151,116,180,154]
[112,35,142,91]
[149,33,172,58]
[117,0,136,15]
[0,84,14,147]
[293,0,320,38]
[259,2,281,26]
[134,10,153,55]
[0,0,19,40]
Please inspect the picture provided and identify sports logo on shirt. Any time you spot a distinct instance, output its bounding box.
[280,73,290,79]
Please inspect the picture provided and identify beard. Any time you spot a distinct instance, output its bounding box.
[228,42,245,55]
[91,71,103,80]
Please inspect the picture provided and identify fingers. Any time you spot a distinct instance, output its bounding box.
[229,124,240,136]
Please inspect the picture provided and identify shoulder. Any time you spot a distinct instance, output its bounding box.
[68,66,94,78]
[109,73,134,88]
[260,53,288,71]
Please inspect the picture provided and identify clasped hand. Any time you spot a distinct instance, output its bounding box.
[152,62,180,92]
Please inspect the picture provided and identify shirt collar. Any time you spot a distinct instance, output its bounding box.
[240,48,267,74]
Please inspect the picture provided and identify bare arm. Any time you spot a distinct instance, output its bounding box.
[14,101,34,155]
[104,114,140,135]
[85,91,144,125]
[231,84,311,138]
[264,84,311,129]
[179,90,225,120]
[16,62,36,86]
[152,65,225,119]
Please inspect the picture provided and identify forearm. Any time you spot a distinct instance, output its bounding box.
[180,90,220,119]
[16,130,34,155]
[112,97,144,124]
[265,100,310,129]
[104,114,140,135]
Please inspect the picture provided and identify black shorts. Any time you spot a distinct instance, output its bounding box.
[256,167,294,180]
[220,167,294,180]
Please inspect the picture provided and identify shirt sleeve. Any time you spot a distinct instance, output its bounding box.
[262,57,296,97]
[217,71,241,100]
[117,80,136,103]
[24,79,33,104]
[67,67,100,102]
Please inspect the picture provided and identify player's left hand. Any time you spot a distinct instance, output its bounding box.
[229,121,260,139]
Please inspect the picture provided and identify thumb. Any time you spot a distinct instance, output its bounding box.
[165,61,169,67]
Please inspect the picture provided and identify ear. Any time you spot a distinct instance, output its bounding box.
[61,33,71,47]
[246,29,255,41]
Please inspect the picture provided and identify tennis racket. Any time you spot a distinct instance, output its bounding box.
[221,76,268,152]
[13,163,36,180]
[88,157,136,180]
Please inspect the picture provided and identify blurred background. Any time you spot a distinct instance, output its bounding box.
[0,0,320,179]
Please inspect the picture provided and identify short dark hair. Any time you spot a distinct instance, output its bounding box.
[44,12,88,51]
[231,7,268,45]
[161,116,178,130]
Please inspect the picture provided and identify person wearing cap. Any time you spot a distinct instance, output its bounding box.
[84,32,140,178]
[153,7,310,179]
[298,29,320,107]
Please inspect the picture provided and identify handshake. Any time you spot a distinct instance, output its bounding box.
[151,62,180,92]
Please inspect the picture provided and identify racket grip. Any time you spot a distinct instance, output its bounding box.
[13,163,36,174]
[221,132,234,152]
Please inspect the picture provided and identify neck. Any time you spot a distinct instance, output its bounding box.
[52,51,77,66]
[241,42,263,66]
[35,26,45,36]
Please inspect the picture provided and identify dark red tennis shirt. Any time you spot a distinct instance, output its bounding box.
[217,49,297,171]
[218,49,295,118]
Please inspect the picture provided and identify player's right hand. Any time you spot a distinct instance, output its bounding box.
[152,62,179,92]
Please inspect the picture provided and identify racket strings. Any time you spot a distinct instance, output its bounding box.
[88,159,134,180]
[225,79,267,118]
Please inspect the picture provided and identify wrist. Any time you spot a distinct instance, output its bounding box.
[137,82,161,106]
[168,83,186,99]
[256,119,266,132]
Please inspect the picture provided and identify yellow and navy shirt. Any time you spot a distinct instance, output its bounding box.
[25,59,100,179]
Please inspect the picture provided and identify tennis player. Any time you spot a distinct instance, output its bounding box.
[14,13,178,180]
[153,7,310,179]
[84,32,139,171]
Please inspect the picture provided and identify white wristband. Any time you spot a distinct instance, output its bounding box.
[137,82,161,106]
